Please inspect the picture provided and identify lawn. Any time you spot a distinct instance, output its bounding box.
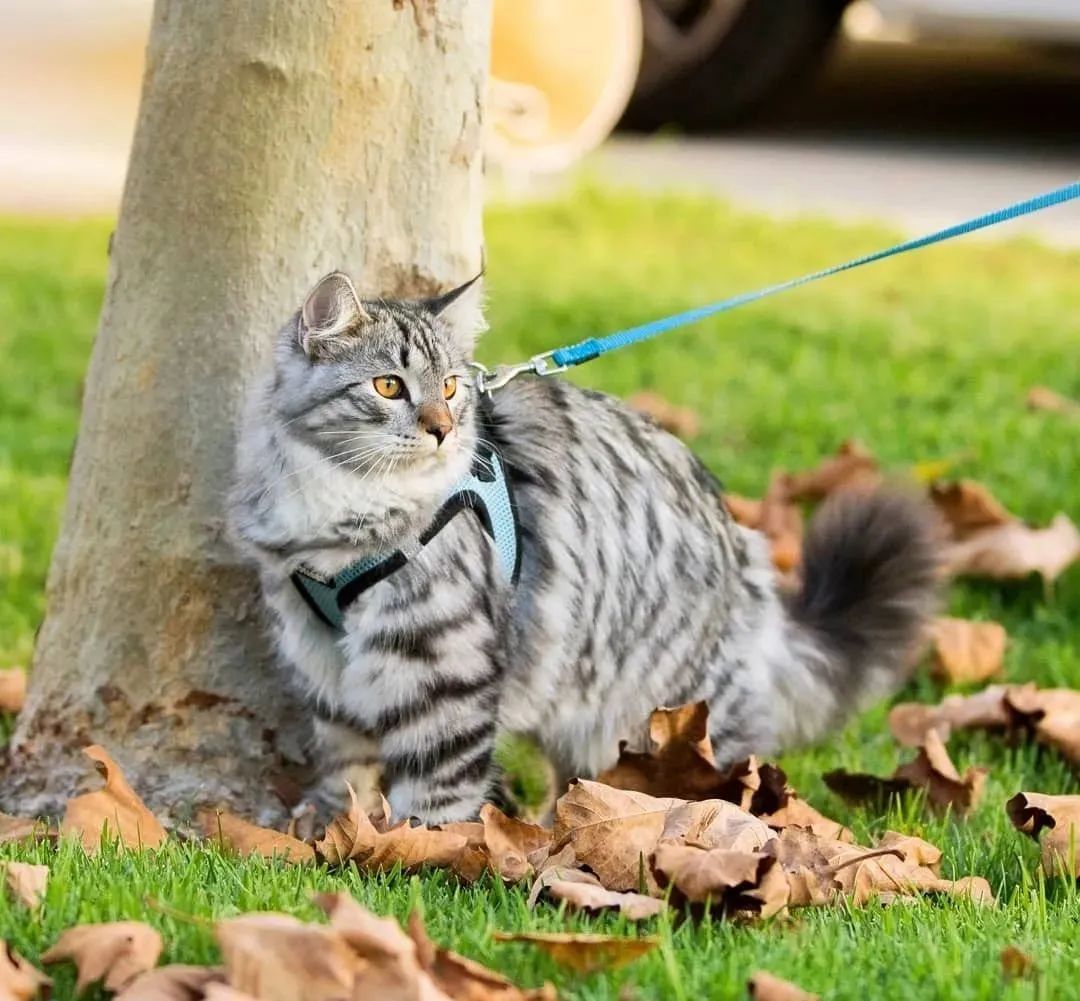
[1,188,1079,1000]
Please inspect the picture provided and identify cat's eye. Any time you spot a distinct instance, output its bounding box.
[373,375,404,399]
[443,376,458,400]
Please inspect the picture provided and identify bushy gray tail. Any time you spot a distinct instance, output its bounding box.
[780,489,940,740]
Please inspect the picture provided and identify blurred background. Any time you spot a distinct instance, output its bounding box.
[2,0,1079,240]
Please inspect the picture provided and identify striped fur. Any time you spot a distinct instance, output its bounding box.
[230,274,938,822]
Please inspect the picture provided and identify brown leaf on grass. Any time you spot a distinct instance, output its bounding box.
[42,922,164,994]
[479,804,552,882]
[627,391,700,440]
[530,865,667,920]
[202,986,262,1001]
[658,799,776,854]
[724,494,761,528]
[1,862,48,909]
[217,913,363,1001]
[825,731,986,814]
[1026,385,1080,416]
[760,473,803,573]
[199,809,314,864]
[493,932,658,974]
[0,669,26,713]
[888,685,1019,746]
[1003,687,1080,766]
[651,844,789,918]
[1000,945,1036,980]
[114,966,226,1001]
[944,512,1080,583]
[0,942,50,1001]
[1007,792,1080,878]
[748,971,819,1001]
[929,617,1007,684]
[0,813,50,848]
[929,480,1013,539]
[784,440,880,502]
[60,745,167,853]
[407,913,556,1001]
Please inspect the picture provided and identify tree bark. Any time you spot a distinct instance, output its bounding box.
[2,0,489,822]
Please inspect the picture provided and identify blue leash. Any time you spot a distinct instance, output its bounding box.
[473,180,1080,393]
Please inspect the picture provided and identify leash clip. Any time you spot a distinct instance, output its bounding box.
[469,350,568,396]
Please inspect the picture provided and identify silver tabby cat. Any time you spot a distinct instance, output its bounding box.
[230,271,938,823]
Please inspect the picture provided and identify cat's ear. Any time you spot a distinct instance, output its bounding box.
[427,273,487,352]
[298,271,371,359]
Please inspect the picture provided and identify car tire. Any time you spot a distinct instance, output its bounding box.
[623,0,848,130]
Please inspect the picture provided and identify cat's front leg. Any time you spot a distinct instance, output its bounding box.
[311,714,384,816]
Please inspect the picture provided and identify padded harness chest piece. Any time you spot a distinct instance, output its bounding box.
[291,446,519,630]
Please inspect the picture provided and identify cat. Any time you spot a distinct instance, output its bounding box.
[229,270,939,823]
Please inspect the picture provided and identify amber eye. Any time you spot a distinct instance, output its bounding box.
[443,375,458,400]
[373,375,404,399]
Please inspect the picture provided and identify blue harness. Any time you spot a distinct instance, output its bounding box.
[291,445,520,630]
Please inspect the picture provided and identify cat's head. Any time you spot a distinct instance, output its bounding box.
[271,271,486,473]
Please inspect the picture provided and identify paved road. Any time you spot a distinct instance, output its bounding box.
[592,40,1080,245]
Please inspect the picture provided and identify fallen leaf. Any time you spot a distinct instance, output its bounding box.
[42,921,163,994]
[1026,385,1079,416]
[929,617,1007,684]
[724,494,761,528]
[493,932,658,974]
[202,986,262,1001]
[748,971,819,1001]
[114,965,226,1001]
[760,473,803,573]
[1003,687,1080,766]
[627,391,700,439]
[531,865,666,920]
[315,784,470,874]
[199,809,314,864]
[658,799,776,854]
[944,513,1080,583]
[929,480,1014,539]
[0,942,50,1001]
[1007,792,1080,879]
[888,685,1019,746]
[651,844,789,918]
[1000,945,1036,980]
[60,745,167,852]
[407,913,556,1001]
[1,863,48,909]
[0,813,46,847]
[784,440,880,502]
[0,669,26,713]
[479,804,552,882]
[216,913,361,1001]
[825,731,986,814]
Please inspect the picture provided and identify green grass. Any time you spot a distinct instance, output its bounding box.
[2,188,1079,999]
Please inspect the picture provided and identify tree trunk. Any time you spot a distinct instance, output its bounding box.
[2,0,489,822]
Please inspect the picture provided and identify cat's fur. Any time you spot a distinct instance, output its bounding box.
[230,271,939,822]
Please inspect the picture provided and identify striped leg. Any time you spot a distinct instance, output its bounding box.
[311,715,384,816]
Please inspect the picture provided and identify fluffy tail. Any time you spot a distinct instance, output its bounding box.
[771,489,940,748]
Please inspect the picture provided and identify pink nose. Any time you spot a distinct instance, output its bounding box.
[417,402,453,446]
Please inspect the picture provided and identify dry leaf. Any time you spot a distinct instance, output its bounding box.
[531,865,666,920]
[315,784,469,874]
[760,473,803,573]
[627,392,700,439]
[1000,945,1036,980]
[493,932,658,974]
[724,494,761,528]
[1007,792,1080,878]
[1,863,48,909]
[479,804,552,882]
[1003,687,1080,766]
[42,921,163,994]
[114,965,226,1001]
[199,809,314,864]
[748,971,819,1001]
[825,731,986,814]
[0,669,26,713]
[216,913,362,1001]
[0,813,46,847]
[60,745,167,852]
[651,844,789,918]
[929,617,1007,684]
[784,440,880,502]
[202,986,262,1001]
[929,480,1013,539]
[0,942,50,1001]
[1026,385,1079,416]
[658,799,776,854]
[888,685,1019,746]
[944,513,1080,583]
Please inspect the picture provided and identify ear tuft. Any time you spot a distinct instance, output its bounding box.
[428,274,487,352]
[299,272,370,358]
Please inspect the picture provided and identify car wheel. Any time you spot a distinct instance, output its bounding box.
[624,0,848,130]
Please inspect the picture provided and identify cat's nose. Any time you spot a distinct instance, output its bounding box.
[417,402,453,447]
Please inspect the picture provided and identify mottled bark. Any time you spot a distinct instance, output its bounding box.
[3,0,489,822]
